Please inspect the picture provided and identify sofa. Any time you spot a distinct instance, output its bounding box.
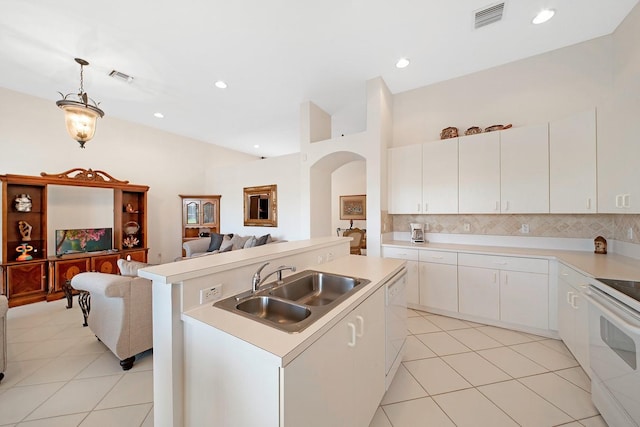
[183,233,282,258]
[70,259,153,370]
[0,295,7,382]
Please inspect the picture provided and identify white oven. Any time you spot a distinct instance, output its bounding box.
[586,284,640,426]
[385,268,407,390]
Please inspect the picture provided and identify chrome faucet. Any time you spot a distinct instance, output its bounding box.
[252,262,297,292]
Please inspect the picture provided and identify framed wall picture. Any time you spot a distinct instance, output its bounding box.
[340,194,366,220]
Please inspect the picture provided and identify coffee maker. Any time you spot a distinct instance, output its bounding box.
[410,223,425,243]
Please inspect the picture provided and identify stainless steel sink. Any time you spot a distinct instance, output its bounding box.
[214,270,370,333]
[236,296,311,324]
[269,271,367,306]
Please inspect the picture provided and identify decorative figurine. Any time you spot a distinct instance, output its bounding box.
[125,203,137,213]
[16,243,34,261]
[123,236,139,248]
[440,127,458,140]
[14,193,32,212]
[18,220,33,241]
[594,236,607,254]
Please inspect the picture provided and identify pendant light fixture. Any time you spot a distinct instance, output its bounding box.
[56,58,104,148]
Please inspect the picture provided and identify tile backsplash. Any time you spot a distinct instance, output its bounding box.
[391,214,640,244]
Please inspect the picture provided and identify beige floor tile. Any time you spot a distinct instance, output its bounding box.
[415,332,471,356]
[462,319,487,327]
[7,325,62,344]
[0,359,51,389]
[477,347,548,378]
[579,415,609,427]
[510,342,579,371]
[381,364,428,405]
[555,367,591,392]
[141,406,154,427]
[423,314,472,331]
[383,397,455,427]
[404,357,471,395]
[95,371,154,409]
[402,335,437,361]
[433,388,518,426]
[78,403,152,427]
[407,316,441,334]
[407,309,423,318]
[442,352,511,386]
[0,382,65,424]
[538,338,574,358]
[368,407,392,427]
[447,328,503,350]
[519,373,598,420]
[25,375,122,420]
[10,338,82,362]
[559,423,583,427]
[15,413,88,426]
[478,380,573,426]
[476,325,537,345]
[17,354,101,386]
[60,335,110,356]
[75,352,131,379]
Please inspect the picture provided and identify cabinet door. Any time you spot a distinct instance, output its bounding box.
[422,139,458,213]
[388,144,422,214]
[458,266,499,320]
[500,270,549,329]
[406,260,420,305]
[572,289,590,374]
[549,109,597,213]
[201,200,217,227]
[500,124,549,213]
[7,262,46,298]
[283,288,385,427]
[54,258,90,292]
[557,277,574,345]
[458,132,501,213]
[419,262,458,312]
[91,254,120,274]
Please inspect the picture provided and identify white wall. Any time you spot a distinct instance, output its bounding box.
[331,160,366,233]
[206,153,302,240]
[0,87,258,262]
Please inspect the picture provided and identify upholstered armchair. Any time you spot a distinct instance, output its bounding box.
[343,228,365,255]
[70,262,152,370]
[0,295,7,382]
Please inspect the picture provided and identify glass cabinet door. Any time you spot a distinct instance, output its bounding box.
[202,201,216,226]
[186,201,199,224]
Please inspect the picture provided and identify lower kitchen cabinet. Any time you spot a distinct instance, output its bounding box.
[419,250,458,312]
[458,265,500,320]
[557,264,590,375]
[283,287,385,427]
[382,247,419,305]
[500,270,549,330]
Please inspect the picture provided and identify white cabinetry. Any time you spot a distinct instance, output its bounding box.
[283,288,385,427]
[418,250,458,312]
[388,144,422,214]
[500,123,549,213]
[382,247,419,305]
[422,139,459,213]
[549,109,597,213]
[459,132,501,213]
[458,253,549,330]
[557,263,591,375]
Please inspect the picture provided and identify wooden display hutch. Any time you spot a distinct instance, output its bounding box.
[180,194,221,244]
[1,168,149,307]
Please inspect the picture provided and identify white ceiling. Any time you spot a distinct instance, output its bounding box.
[1,0,637,157]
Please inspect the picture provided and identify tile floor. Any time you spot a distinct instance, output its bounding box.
[0,300,608,426]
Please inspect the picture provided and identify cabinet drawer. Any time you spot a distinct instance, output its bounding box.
[558,263,589,288]
[418,250,457,265]
[382,246,419,261]
[458,253,548,274]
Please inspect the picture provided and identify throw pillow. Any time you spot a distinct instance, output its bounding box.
[207,233,225,252]
[244,236,257,249]
[255,234,271,246]
[219,244,233,253]
[219,234,234,252]
[230,235,251,250]
[117,259,149,277]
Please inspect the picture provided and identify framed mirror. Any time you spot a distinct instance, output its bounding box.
[244,185,277,227]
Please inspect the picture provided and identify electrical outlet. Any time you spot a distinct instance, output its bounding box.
[200,284,223,304]
[521,224,530,234]
[628,227,634,240]
[317,255,324,264]
[463,223,470,232]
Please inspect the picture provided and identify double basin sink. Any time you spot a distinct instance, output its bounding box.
[214,270,370,333]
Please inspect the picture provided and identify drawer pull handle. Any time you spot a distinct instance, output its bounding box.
[347,322,356,347]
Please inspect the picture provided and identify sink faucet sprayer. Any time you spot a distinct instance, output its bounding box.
[252,262,297,292]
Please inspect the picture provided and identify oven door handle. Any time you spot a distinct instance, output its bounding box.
[584,289,640,335]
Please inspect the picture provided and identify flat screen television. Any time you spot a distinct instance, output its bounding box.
[55,228,113,256]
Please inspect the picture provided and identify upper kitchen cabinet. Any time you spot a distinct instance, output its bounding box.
[388,144,422,214]
[549,109,597,213]
[459,132,501,214]
[500,123,549,213]
[422,139,458,214]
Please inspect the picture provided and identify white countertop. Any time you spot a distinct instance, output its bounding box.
[383,240,640,282]
[181,255,405,366]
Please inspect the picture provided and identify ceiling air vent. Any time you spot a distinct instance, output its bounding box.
[474,2,505,29]
[108,69,134,83]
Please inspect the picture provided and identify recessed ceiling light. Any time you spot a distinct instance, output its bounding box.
[254,144,260,148]
[532,9,555,24]
[214,80,228,89]
[154,112,164,118]
[395,58,410,69]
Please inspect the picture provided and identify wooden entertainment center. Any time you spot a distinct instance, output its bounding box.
[1,168,149,307]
